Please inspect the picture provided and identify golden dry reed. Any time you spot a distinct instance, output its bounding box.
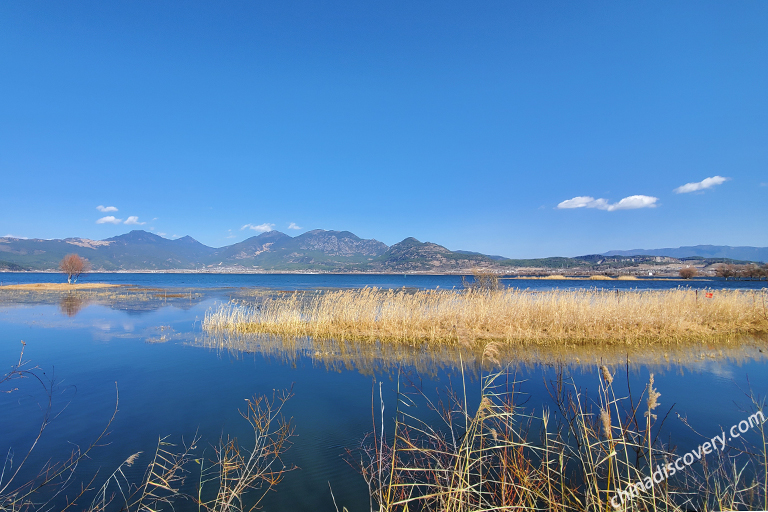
[203,287,768,346]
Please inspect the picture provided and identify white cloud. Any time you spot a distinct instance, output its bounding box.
[557,195,658,211]
[241,223,275,233]
[156,232,167,236]
[2,234,27,239]
[96,216,122,224]
[124,216,146,225]
[97,205,118,212]
[287,222,302,230]
[557,196,606,209]
[674,176,729,194]
[607,195,658,210]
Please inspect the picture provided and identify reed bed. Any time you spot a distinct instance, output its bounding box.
[203,287,768,346]
[352,364,768,512]
[518,275,640,281]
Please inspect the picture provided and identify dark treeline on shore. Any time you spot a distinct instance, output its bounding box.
[715,263,768,280]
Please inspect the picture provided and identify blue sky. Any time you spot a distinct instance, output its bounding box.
[1,1,766,257]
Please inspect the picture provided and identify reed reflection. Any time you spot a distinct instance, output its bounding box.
[194,331,768,377]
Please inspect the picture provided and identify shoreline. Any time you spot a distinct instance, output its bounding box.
[0,269,726,279]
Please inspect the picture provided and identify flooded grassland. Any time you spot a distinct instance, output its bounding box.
[1,282,767,511]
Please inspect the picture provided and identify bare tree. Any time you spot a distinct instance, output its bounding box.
[742,264,761,280]
[679,266,698,279]
[716,263,736,279]
[59,254,90,284]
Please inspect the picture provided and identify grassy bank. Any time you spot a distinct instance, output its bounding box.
[203,287,768,345]
[0,282,122,290]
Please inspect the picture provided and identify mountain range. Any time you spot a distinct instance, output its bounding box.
[0,230,765,272]
[603,245,768,262]
[0,229,491,272]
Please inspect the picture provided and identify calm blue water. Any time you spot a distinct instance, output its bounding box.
[0,275,766,511]
[1,271,766,291]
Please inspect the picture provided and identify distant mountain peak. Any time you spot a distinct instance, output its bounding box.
[293,229,387,257]
[254,230,288,239]
[107,230,164,243]
[395,237,422,246]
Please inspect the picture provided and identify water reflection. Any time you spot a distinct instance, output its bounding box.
[195,331,768,377]
[58,293,90,316]
[0,286,215,316]
[2,291,768,512]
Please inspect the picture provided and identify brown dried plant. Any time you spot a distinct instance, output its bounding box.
[205,287,768,346]
[347,362,768,512]
[196,389,296,512]
[1,343,295,512]
[0,343,118,512]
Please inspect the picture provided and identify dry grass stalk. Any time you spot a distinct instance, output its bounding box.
[197,389,295,512]
[350,365,768,512]
[2,344,294,512]
[204,287,768,346]
[85,390,294,512]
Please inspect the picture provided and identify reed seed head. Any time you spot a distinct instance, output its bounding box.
[125,452,142,467]
[600,365,613,385]
[645,373,661,420]
[482,342,501,366]
[477,397,492,419]
[600,408,612,439]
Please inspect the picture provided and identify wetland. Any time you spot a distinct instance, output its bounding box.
[1,273,767,511]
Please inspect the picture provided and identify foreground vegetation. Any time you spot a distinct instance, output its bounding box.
[349,360,768,512]
[204,287,768,346]
[4,340,768,511]
[0,344,295,512]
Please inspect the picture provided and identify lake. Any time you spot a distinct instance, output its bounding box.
[0,273,766,511]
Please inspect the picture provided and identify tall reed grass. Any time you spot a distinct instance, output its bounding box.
[204,288,768,346]
[350,361,768,512]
